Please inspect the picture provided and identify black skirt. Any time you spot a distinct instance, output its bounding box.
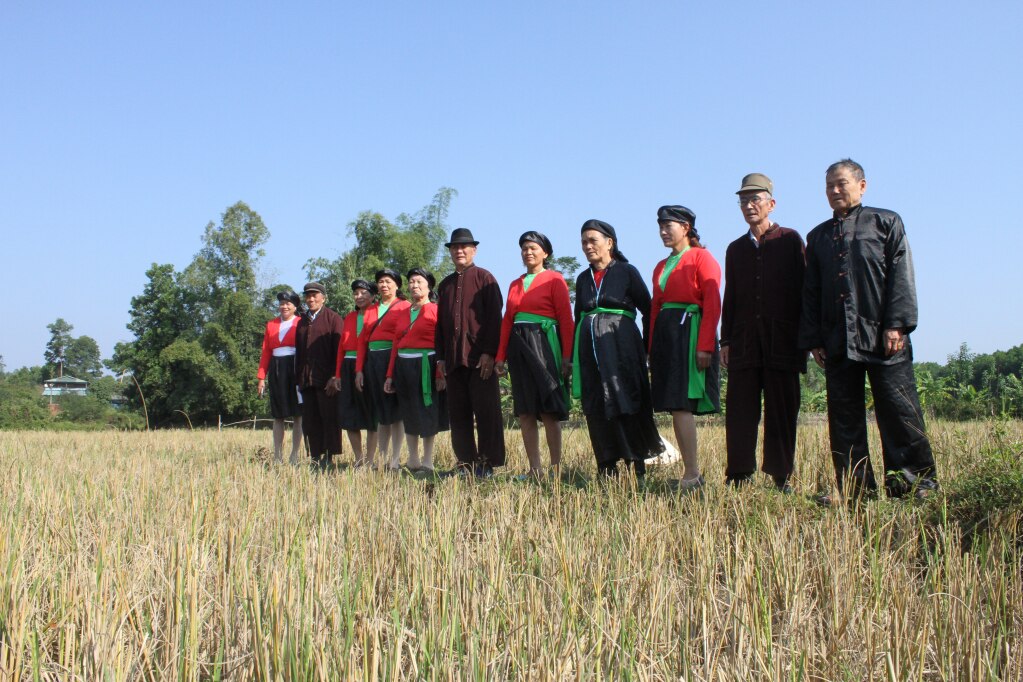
[577,312,663,462]
[337,355,376,431]
[268,354,302,419]
[364,348,402,425]
[649,307,721,415]
[506,322,569,421]
[393,352,449,437]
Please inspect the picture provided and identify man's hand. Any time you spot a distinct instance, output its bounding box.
[883,328,906,357]
[719,347,729,368]
[324,376,341,396]
[696,351,712,370]
[477,354,495,380]
[436,375,446,392]
[811,347,826,369]
[257,379,266,397]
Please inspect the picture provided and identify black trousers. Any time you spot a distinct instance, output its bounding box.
[301,386,342,460]
[825,356,937,496]
[445,366,506,467]
[725,367,800,480]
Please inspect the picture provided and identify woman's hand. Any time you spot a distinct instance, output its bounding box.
[495,361,507,377]
[383,377,395,394]
[257,379,265,397]
[561,358,572,379]
[696,351,712,370]
[355,371,364,391]
[436,376,446,392]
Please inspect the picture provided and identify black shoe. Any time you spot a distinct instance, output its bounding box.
[725,474,753,488]
[473,463,495,479]
[772,476,793,494]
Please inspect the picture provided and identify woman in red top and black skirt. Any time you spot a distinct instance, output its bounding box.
[384,268,448,472]
[333,279,379,467]
[649,205,722,492]
[257,290,304,463]
[495,232,574,478]
[355,269,411,470]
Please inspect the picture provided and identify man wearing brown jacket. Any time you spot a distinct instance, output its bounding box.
[720,173,806,491]
[295,282,344,466]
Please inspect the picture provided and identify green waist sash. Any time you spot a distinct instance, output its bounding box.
[344,350,357,358]
[368,340,393,351]
[398,348,435,407]
[514,312,568,404]
[571,307,636,399]
[661,302,714,413]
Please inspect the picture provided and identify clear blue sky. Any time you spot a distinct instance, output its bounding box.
[2,1,1020,371]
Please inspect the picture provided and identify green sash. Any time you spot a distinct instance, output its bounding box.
[571,307,637,399]
[661,302,713,413]
[514,311,568,403]
[368,340,393,351]
[344,350,357,358]
[399,348,435,406]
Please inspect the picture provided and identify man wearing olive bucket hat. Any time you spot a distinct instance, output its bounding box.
[435,228,506,478]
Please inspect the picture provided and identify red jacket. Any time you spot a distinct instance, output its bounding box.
[387,302,442,377]
[496,269,574,363]
[650,247,722,353]
[356,299,411,372]
[257,315,300,379]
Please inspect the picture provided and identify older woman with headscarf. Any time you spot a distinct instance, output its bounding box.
[355,269,411,470]
[573,219,664,481]
[257,290,304,463]
[332,279,379,467]
[495,231,574,478]
[649,206,722,492]
[383,268,448,472]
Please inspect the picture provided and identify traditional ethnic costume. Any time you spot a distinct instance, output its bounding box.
[258,314,303,418]
[357,298,412,427]
[335,304,377,431]
[387,302,449,437]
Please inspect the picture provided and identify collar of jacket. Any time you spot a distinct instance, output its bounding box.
[832,203,864,222]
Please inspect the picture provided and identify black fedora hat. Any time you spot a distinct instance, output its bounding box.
[445,228,479,248]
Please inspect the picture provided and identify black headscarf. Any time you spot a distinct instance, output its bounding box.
[580,219,629,263]
[657,205,702,245]
[276,289,305,314]
[406,267,438,303]
[518,231,554,259]
[375,268,403,289]
[350,279,377,296]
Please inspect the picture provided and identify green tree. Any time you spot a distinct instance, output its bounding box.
[549,255,582,304]
[65,336,103,379]
[44,318,74,378]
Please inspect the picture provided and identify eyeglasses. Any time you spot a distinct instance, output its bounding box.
[737,195,769,207]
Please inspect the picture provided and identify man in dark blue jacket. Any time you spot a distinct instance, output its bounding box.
[799,159,938,502]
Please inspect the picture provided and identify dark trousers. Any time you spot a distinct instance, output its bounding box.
[445,366,506,467]
[301,386,342,460]
[825,356,937,497]
[725,367,800,481]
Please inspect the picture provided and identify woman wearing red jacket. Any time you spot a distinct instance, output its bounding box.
[384,268,448,472]
[355,269,411,470]
[649,205,722,492]
[495,232,574,478]
[333,279,379,467]
[257,290,304,463]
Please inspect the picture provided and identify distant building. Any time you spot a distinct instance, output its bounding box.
[42,376,88,400]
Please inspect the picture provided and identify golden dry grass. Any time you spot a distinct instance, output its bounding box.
[0,420,1020,680]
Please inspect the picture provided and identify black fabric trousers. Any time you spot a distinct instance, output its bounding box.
[300,386,342,460]
[824,356,937,497]
[445,366,506,467]
[725,367,800,480]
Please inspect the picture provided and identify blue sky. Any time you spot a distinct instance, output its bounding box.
[2,1,1020,371]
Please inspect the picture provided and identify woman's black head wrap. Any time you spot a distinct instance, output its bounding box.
[580,219,629,263]
[518,231,554,260]
[375,268,403,289]
[406,267,438,302]
[350,279,377,296]
[276,289,304,312]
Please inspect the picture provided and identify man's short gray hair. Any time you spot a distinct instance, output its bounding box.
[826,158,865,181]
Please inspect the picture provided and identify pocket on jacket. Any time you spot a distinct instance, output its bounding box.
[728,323,747,361]
[854,316,881,353]
[769,319,799,363]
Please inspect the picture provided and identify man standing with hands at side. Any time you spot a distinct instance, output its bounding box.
[296,281,344,468]
[435,228,506,478]
[799,159,938,503]
[720,173,806,492]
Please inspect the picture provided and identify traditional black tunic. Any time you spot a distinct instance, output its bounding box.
[574,260,664,466]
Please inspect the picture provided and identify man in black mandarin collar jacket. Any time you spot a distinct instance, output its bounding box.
[798,160,938,502]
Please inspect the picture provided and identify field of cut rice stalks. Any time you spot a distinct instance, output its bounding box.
[0,419,1020,680]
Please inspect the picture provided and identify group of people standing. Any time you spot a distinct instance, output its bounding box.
[258,158,939,502]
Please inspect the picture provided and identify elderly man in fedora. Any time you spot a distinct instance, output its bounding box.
[295,281,344,467]
[435,228,506,477]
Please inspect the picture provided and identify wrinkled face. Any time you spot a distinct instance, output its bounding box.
[376,276,397,301]
[353,288,373,310]
[826,167,866,214]
[278,299,296,320]
[304,291,324,313]
[658,219,689,250]
[408,274,430,301]
[738,191,775,226]
[448,243,477,269]
[520,241,548,269]
[580,230,612,264]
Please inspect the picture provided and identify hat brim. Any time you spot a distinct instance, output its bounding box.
[736,186,771,195]
[445,240,480,248]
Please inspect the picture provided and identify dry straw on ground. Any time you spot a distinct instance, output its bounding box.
[0,420,1020,680]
